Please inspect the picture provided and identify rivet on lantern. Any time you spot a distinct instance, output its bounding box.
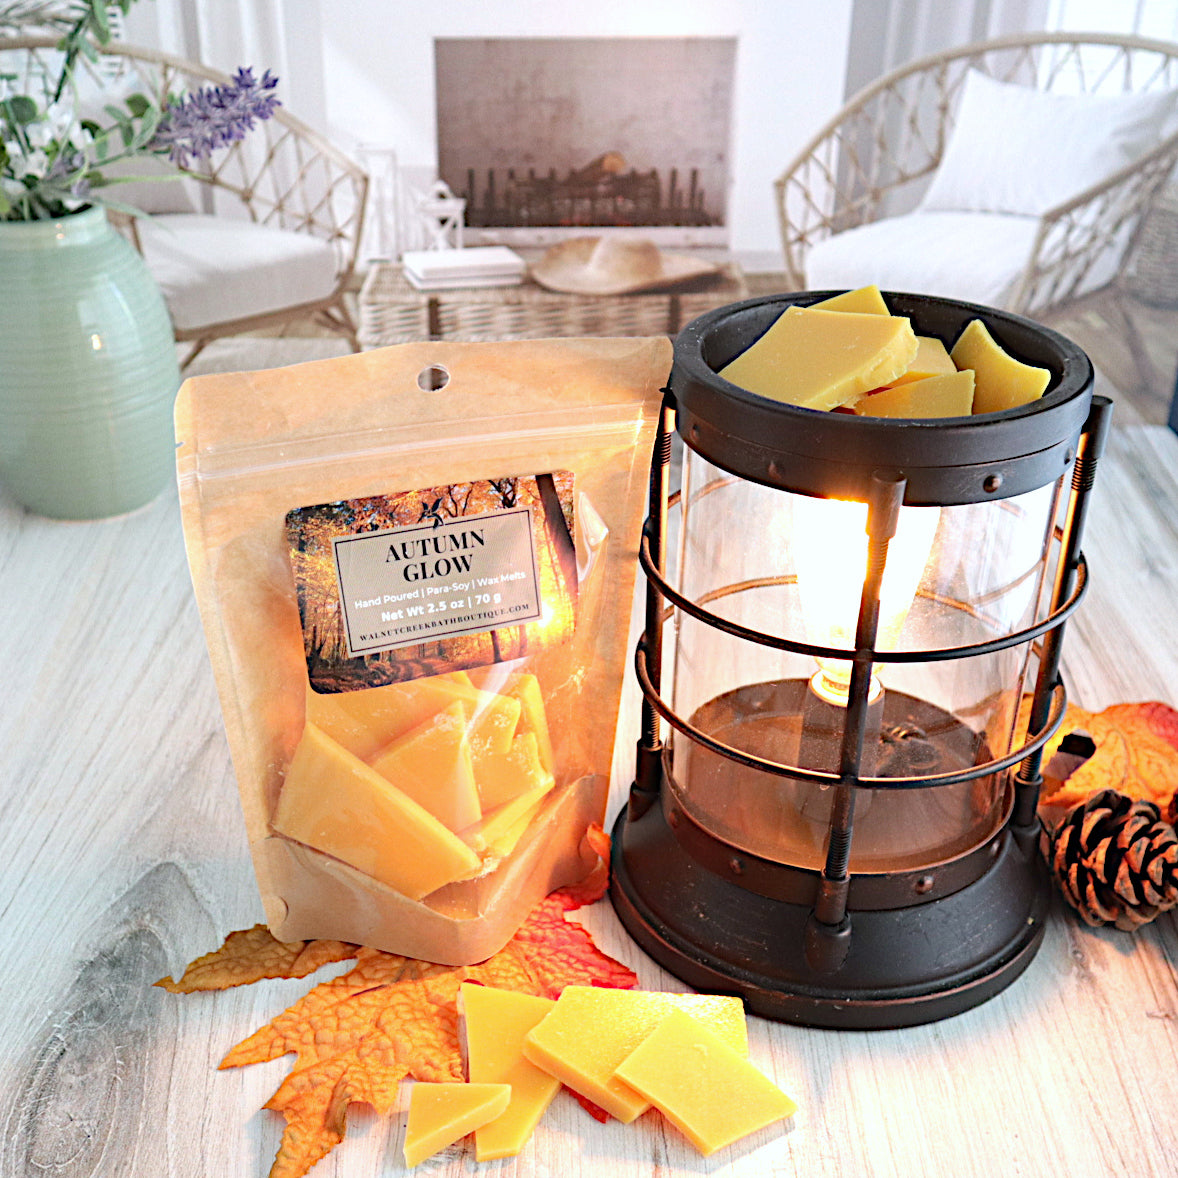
[610,290,1112,1030]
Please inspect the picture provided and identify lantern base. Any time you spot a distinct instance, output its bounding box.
[609,796,1051,1029]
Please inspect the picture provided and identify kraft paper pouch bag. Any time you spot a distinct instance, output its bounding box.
[175,337,668,964]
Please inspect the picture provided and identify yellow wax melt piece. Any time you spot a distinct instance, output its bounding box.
[461,779,553,856]
[402,1082,512,1168]
[368,700,482,831]
[468,670,555,773]
[460,983,560,1160]
[886,335,956,385]
[856,369,975,418]
[614,1009,797,1156]
[304,686,386,761]
[811,284,891,315]
[950,318,1050,414]
[473,731,550,810]
[718,305,918,411]
[522,986,747,1123]
[307,675,521,761]
[272,722,481,899]
[454,684,522,756]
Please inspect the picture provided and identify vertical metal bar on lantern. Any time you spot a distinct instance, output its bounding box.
[1013,394,1114,827]
[805,473,907,969]
[630,390,676,818]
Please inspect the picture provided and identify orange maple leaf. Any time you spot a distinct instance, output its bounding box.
[155,925,359,993]
[159,828,636,1178]
[1026,698,1178,812]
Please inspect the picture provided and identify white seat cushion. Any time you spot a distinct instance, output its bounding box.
[135,214,339,330]
[804,211,1042,308]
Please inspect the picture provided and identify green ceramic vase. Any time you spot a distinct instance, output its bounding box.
[0,206,181,519]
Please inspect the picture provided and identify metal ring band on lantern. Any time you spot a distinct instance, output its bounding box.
[633,636,1068,790]
[639,523,1090,665]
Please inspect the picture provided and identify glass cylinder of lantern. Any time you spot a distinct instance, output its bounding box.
[610,292,1111,1029]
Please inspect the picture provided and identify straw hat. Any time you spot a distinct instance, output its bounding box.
[530,236,719,295]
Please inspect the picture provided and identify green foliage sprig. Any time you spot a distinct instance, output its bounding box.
[1,0,278,220]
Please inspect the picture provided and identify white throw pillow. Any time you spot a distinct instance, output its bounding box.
[97,155,200,215]
[919,69,1178,216]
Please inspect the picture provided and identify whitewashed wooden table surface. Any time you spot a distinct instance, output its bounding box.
[1,423,1176,1178]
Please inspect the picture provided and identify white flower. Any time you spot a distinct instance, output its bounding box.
[5,148,50,179]
[25,122,55,150]
[26,102,76,149]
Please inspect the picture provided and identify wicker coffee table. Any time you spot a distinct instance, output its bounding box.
[357,261,749,348]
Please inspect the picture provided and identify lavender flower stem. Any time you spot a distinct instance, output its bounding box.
[149,67,280,169]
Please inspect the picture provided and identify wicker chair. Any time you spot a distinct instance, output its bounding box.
[775,32,1178,386]
[3,37,369,368]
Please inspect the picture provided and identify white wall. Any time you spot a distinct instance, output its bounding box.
[129,1,854,261]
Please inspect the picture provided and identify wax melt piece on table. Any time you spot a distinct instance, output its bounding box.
[271,722,481,898]
[522,985,747,1122]
[403,1082,512,1167]
[368,700,482,830]
[614,1008,797,1156]
[460,983,561,1160]
[950,318,1050,414]
[811,283,892,315]
[856,368,975,418]
[718,305,918,410]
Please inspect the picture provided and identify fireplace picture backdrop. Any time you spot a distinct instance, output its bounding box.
[435,37,736,243]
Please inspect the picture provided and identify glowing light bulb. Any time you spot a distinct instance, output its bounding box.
[793,495,940,706]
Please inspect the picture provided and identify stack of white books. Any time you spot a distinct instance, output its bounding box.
[400,247,527,290]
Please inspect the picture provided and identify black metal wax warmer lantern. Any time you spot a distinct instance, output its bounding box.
[609,291,1112,1029]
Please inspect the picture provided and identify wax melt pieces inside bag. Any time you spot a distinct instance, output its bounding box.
[176,337,668,963]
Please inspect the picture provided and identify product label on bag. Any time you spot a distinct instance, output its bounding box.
[333,506,542,654]
[286,473,576,692]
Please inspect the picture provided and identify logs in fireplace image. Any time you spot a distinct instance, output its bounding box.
[462,151,716,230]
[435,38,735,239]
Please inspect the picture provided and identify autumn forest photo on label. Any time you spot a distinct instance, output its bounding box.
[286,472,577,692]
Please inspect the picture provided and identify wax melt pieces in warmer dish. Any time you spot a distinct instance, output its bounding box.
[719,284,1051,419]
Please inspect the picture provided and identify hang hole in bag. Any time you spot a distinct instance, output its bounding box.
[417,364,450,392]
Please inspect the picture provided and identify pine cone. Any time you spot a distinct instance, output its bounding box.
[1043,789,1178,931]
[1167,791,1178,829]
